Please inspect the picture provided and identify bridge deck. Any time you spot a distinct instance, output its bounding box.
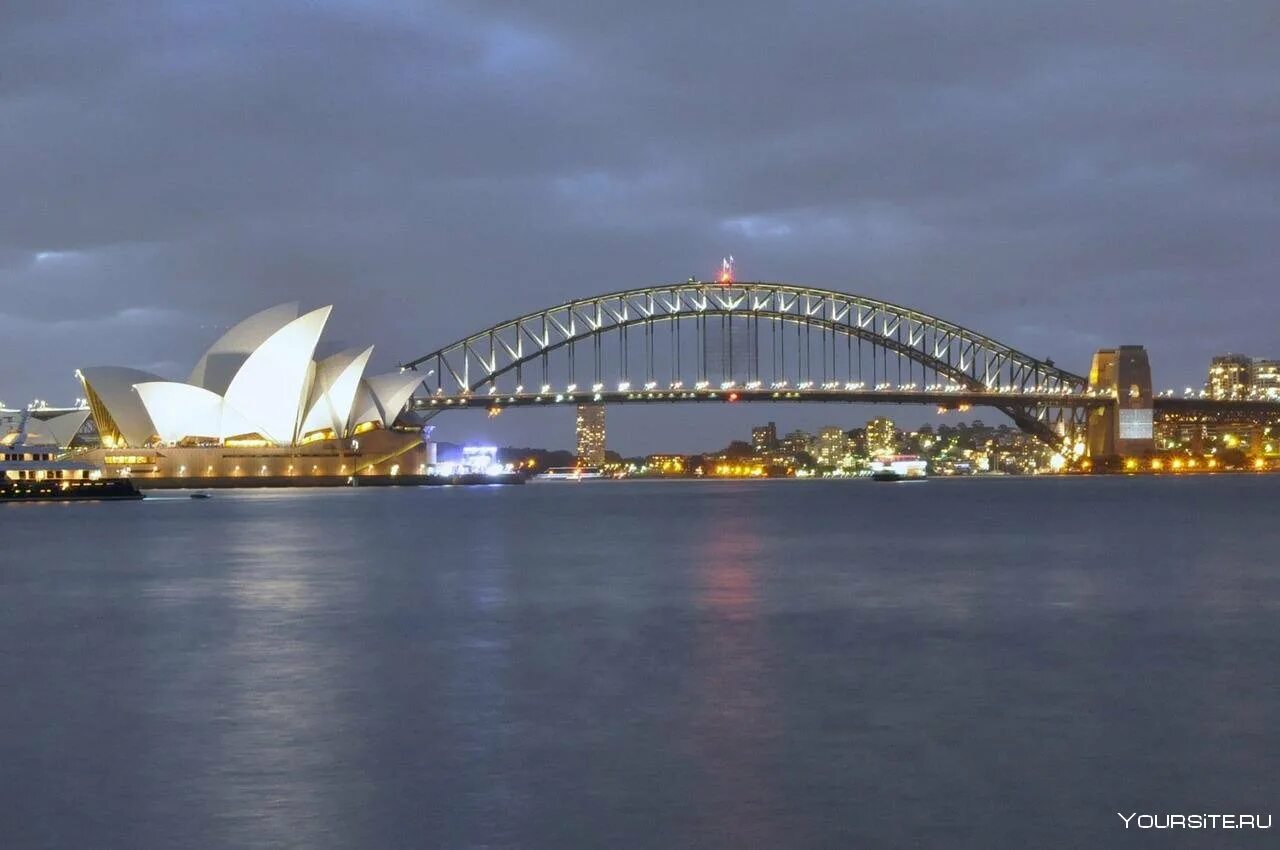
[412,388,1103,411]
[412,388,1280,414]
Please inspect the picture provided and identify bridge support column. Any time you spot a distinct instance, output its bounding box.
[1087,346,1154,460]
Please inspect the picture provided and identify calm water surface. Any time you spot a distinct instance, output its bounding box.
[2,477,1278,848]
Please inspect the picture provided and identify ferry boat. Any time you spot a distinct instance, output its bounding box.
[1,417,142,502]
[869,454,928,482]
[423,445,526,485]
[533,466,606,482]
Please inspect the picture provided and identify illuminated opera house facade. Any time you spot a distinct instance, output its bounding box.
[74,303,426,483]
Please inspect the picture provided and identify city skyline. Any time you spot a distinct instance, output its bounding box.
[9,349,1279,458]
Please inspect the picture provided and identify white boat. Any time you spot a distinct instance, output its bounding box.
[2,415,142,502]
[533,466,606,481]
[869,455,928,481]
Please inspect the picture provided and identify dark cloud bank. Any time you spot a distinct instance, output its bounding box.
[2,0,1277,452]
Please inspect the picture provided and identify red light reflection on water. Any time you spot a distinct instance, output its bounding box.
[688,519,781,845]
[699,536,759,619]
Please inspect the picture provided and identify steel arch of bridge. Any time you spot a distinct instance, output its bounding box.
[402,282,1089,443]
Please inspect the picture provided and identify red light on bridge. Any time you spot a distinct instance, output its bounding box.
[728,392,739,402]
[718,255,734,285]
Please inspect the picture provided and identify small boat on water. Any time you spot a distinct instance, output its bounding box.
[189,492,212,500]
[869,454,928,482]
[1,416,142,502]
[532,466,606,482]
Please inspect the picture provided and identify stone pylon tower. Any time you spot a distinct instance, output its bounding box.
[1086,345,1154,458]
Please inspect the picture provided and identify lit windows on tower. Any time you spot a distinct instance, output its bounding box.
[1251,359,1280,399]
[1206,354,1251,399]
[575,403,606,466]
[751,421,778,454]
[816,426,852,467]
[865,417,898,458]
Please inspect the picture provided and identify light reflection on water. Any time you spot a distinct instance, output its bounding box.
[1,478,1278,848]
[690,511,782,848]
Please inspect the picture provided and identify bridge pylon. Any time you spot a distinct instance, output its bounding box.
[1086,346,1154,458]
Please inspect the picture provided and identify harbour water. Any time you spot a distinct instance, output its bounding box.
[2,477,1278,848]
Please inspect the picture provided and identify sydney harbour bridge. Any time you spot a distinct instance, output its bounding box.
[400,280,1279,454]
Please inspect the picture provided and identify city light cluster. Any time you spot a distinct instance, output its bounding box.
[591,417,1063,479]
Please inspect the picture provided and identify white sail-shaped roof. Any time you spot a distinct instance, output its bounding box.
[349,371,421,431]
[29,408,92,448]
[223,306,332,445]
[78,367,163,447]
[348,383,380,431]
[368,372,421,428]
[188,302,299,395]
[299,346,374,437]
[134,382,226,444]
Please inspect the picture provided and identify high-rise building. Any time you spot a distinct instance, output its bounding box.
[751,421,778,454]
[575,403,606,466]
[815,426,850,467]
[778,429,814,459]
[1206,354,1252,399]
[1251,360,1280,399]
[865,417,897,457]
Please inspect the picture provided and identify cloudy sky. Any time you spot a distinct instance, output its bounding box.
[2,0,1277,452]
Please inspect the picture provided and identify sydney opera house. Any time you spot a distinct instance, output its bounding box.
[70,303,426,484]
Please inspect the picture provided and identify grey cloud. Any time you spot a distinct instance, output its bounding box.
[1,0,1276,451]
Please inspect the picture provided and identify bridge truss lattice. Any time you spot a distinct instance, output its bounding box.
[402,282,1090,445]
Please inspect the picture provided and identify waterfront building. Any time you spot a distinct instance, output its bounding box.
[751,421,778,454]
[815,426,851,468]
[576,403,606,466]
[778,429,814,459]
[1251,360,1280,399]
[1197,354,1280,401]
[71,303,425,483]
[1206,354,1252,399]
[78,304,417,449]
[1156,408,1279,462]
[703,454,766,477]
[643,454,686,475]
[987,428,1055,475]
[865,417,897,458]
